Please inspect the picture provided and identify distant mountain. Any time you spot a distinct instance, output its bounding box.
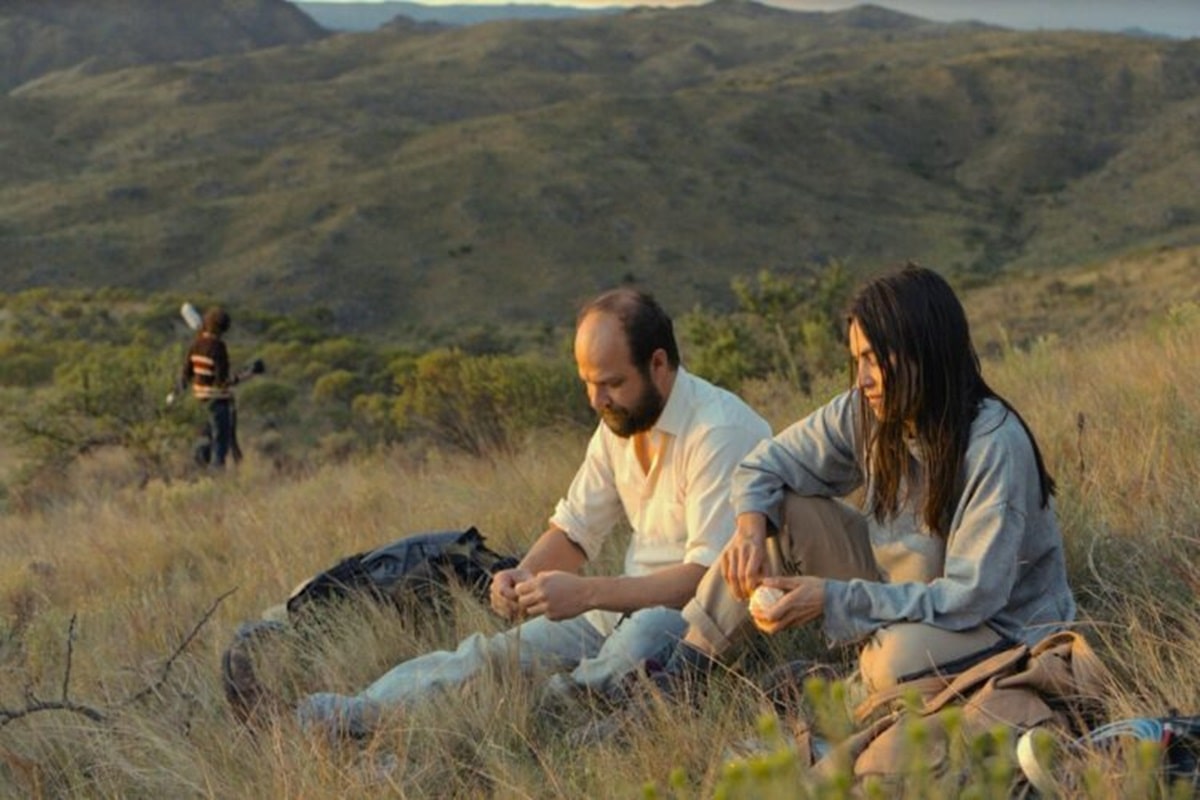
[1119,27,1175,41]
[295,1,617,31]
[1,1,1198,341]
[771,0,1199,40]
[294,0,1200,39]
[0,0,326,93]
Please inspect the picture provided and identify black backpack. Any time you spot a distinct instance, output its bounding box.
[284,526,519,623]
[221,527,519,724]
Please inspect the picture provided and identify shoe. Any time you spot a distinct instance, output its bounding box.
[296,693,384,741]
[564,659,698,748]
[602,643,720,705]
[221,620,289,726]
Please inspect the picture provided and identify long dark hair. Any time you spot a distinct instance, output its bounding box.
[849,264,1055,535]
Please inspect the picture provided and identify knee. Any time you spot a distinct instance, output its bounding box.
[858,629,903,692]
[858,623,1004,693]
[456,630,508,661]
[858,623,934,692]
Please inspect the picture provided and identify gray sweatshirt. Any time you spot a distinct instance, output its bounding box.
[732,390,1077,646]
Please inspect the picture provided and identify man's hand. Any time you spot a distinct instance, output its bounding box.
[749,575,826,635]
[490,567,532,621]
[514,571,591,621]
[720,512,769,600]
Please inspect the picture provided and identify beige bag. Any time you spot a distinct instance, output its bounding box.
[810,631,1111,781]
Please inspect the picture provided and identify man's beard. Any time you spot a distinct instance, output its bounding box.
[600,379,665,438]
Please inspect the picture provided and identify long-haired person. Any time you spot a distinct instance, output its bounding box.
[660,263,1075,693]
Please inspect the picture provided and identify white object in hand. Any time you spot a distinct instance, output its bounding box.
[749,585,784,615]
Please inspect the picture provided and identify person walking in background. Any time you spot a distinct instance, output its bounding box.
[286,287,772,738]
[639,263,1075,699]
[179,306,241,468]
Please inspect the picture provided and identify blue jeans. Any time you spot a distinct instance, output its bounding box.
[296,606,687,738]
[195,398,234,467]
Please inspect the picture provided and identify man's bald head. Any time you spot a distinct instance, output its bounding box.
[576,288,679,374]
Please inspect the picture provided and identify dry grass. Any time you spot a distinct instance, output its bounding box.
[3,306,1200,796]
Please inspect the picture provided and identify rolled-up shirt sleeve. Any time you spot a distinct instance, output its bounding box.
[548,425,623,561]
[733,390,864,529]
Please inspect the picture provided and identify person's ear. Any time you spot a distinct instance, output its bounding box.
[650,348,668,376]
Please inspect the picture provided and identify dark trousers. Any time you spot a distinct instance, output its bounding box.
[196,398,236,468]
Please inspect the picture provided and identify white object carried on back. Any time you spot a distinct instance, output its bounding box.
[181,302,203,331]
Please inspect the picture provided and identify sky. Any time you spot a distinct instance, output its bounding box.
[297,0,1200,39]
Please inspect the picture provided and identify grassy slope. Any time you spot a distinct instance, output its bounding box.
[1,250,1199,796]
[1,4,1197,340]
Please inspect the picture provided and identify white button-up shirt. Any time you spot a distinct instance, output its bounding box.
[550,368,770,634]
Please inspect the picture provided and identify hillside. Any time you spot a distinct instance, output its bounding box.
[0,1,1197,341]
[0,0,327,93]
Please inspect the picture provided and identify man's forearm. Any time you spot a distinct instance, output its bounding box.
[517,527,588,576]
[581,562,708,614]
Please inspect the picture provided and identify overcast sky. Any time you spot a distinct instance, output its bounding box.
[297,0,1199,38]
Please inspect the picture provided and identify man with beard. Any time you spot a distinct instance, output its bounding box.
[296,288,771,738]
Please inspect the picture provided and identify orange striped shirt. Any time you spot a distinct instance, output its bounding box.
[183,333,232,400]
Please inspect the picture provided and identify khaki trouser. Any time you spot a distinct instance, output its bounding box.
[680,493,1002,693]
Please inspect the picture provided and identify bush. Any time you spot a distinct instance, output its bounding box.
[391,349,588,455]
[0,352,56,387]
[350,392,399,447]
[310,338,374,372]
[679,265,852,394]
[312,369,360,405]
[1,344,194,501]
[238,378,297,417]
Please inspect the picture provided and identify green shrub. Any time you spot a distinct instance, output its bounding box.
[238,378,297,417]
[391,349,587,455]
[350,392,399,447]
[312,369,360,405]
[0,352,56,387]
[1,344,193,500]
[679,265,852,394]
[309,337,373,372]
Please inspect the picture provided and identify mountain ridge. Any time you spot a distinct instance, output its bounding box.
[0,0,326,92]
[295,0,618,30]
